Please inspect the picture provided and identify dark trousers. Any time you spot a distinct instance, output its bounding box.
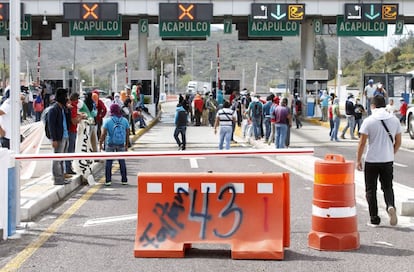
[174,126,187,148]
[364,161,395,218]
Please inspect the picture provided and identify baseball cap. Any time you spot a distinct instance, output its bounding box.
[368,79,374,83]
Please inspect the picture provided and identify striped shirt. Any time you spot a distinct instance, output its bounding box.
[217,108,235,127]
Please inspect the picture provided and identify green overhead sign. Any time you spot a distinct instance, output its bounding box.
[159,21,210,38]
[69,15,122,36]
[248,16,300,37]
[337,15,387,36]
[0,15,32,37]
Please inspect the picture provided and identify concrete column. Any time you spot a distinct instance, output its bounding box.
[138,23,148,71]
[300,19,315,73]
[300,19,315,109]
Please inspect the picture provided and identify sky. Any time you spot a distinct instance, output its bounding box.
[357,24,413,52]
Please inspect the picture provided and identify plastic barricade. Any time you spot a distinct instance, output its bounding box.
[308,154,360,251]
[134,172,290,260]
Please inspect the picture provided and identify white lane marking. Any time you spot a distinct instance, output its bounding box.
[394,162,408,168]
[182,157,205,168]
[83,214,137,227]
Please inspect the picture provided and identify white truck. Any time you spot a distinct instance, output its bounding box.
[186,81,211,94]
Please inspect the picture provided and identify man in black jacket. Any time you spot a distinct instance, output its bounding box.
[174,102,188,150]
[48,88,72,185]
[341,94,357,140]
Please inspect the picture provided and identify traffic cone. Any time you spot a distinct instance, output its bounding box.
[308,154,360,251]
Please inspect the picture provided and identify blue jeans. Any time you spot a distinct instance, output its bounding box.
[331,117,340,141]
[252,117,262,139]
[219,125,232,150]
[105,144,127,183]
[264,116,271,141]
[342,115,356,138]
[53,137,69,184]
[275,123,288,149]
[174,126,187,148]
[65,131,77,172]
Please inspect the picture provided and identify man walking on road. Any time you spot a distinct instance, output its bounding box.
[356,95,402,226]
[174,101,188,150]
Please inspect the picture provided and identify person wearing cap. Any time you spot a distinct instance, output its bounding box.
[364,79,376,115]
[99,103,129,186]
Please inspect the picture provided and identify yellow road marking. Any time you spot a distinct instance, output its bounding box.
[0,182,103,271]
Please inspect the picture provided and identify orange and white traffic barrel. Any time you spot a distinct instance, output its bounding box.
[308,154,360,251]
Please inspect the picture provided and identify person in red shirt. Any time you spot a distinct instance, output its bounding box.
[399,97,408,131]
[92,90,107,140]
[65,92,85,175]
[192,93,204,126]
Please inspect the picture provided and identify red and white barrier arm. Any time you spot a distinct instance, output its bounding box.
[13,148,314,161]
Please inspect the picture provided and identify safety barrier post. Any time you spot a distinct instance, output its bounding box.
[308,154,359,251]
[134,172,290,260]
[8,150,17,238]
[0,148,9,240]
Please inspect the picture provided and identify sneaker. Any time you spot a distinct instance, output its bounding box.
[121,181,128,185]
[64,173,73,179]
[178,144,182,151]
[387,206,398,226]
[66,169,77,175]
[368,215,381,227]
[105,181,112,186]
[54,179,71,185]
[340,135,345,139]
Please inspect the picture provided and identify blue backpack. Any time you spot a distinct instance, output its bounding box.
[111,117,126,145]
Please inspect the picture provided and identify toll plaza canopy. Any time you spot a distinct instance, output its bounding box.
[2,1,414,41]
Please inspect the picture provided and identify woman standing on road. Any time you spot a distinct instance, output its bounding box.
[330,98,341,142]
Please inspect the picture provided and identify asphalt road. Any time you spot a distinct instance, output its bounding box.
[1,101,413,272]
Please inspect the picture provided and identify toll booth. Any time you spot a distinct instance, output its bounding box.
[212,70,242,95]
[130,69,157,116]
[42,68,78,94]
[363,73,412,99]
[303,69,329,117]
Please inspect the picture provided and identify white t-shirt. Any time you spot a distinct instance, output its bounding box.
[364,84,376,99]
[359,108,401,163]
[0,99,11,139]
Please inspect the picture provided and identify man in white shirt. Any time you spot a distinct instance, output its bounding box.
[356,95,402,227]
[363,79,376,115]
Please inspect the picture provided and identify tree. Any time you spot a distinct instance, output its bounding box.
[362,51,375,67]
[314,37,328,70]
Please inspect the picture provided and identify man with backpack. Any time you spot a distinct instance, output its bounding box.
[99,103,129,186]
[247,95,263,140]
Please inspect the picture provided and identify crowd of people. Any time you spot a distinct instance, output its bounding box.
[0,81,148,186]
[172,88,304,150]
[316,78,409,142]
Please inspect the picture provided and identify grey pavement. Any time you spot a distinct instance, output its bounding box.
[15,101,414,224]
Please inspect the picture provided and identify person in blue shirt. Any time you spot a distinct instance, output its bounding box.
[99,103,130,186]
